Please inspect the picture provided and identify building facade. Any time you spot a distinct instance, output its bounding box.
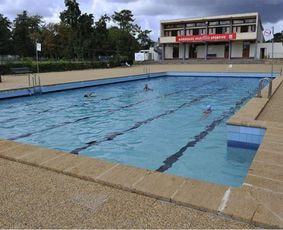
[160,13,264,60]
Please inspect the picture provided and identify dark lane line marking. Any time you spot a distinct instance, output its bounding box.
[155,93,254,173]
[9,80,217,141]
[71,86,226,154]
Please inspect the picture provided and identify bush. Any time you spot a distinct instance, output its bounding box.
[0,59,124,75]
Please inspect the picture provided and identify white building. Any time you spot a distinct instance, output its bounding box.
[160,12,268,60]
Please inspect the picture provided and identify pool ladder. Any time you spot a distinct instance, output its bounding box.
[257,77,272,99]
[28,74,42,95]
[144,67,151,78]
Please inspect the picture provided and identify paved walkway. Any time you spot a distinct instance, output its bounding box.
[0,158,253,229]
[0,64,282,91]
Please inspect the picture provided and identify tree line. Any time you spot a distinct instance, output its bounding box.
[0,0,154,63]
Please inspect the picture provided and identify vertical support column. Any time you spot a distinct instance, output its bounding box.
[183,43,186,61]
[162,44,165,60]
[205,42,208,60]
[254,41,258,59]
[229,41,232,60]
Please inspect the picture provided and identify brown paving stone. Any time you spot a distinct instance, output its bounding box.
[0,143,45,160]
[40,153,86,172]
[222,187,259,222]
[245,174,283,193]
[0,140,21,153]
[254,150,283,166]
[249,160,283,181]
[253,204,283,228]
[63,157,116,180]
[133,171,185,201]
[19,148,65,165]
[172,180,227,212]
[97,164,151,190]
[223,186,283,228]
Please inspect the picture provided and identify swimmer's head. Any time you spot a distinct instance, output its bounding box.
[207,105,212,110]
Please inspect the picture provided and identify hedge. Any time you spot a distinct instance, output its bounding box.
[0,59,127,75]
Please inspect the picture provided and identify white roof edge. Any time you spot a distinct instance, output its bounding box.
[160,12,259,24]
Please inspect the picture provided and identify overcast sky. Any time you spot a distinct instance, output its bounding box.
[1,0,283,40]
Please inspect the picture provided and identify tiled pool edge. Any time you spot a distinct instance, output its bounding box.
[0,71,277,100]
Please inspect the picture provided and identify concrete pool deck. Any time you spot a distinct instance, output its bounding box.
[0,64,283,228]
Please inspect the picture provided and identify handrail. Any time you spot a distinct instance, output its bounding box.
[27,74,42,95]
[257,77,273,99]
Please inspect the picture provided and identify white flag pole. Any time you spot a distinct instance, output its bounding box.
[271,26,274,78]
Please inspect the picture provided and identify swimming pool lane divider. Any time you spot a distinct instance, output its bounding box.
[0,71,278,100]
[70,85,228,154]
[156,91,256,173]
[8,79,217,141]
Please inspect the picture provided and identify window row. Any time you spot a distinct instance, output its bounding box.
[164,18,256,29]
[163,25,256,36]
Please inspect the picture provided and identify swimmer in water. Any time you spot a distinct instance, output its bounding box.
[144,84,152,91]
[84,92,96,98]
[202,105,212,118]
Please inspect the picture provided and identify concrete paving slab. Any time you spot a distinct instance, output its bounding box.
[63,157,116,180]
[133,171,186,201]
[97,164,151,190]
[172,180,227,212]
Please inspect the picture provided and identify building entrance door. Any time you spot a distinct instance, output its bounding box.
[173,46,179,59]
[224,44,229,59]
[243,42,250,58]
[260,48,265,59]
[189,44,197,58]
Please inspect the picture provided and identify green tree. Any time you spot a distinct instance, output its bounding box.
[93,14,110,58]
[12,11,42,57]
[112,10,136,33]
[137,29,154,49]
[0,14,13,55]
[274,32,283,42]
[60,0,81,29]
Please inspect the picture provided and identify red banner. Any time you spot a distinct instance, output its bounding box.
[176,33,237,43]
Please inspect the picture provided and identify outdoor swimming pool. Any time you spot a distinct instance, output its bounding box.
[0,76,260,186]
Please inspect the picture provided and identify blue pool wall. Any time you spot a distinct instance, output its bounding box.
[227,125,266,150]
[0,71,278,100]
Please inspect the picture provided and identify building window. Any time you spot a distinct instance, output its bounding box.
[249,25,256,32]
[220,20,231,25]
[186,23,195,27]
[199,28,207,35]
[245,18,256,23]
[193,29,199,35]
[164,31,171,37]
[209,21,219,26]
[216,27,222,34]
[222,27,230,34]
[177,30,185,36]
[172,30,177,36]
[209,28,216,34]
[233,26,241,33]
[233,19,244,24]
[241,26,249,33]
[196,22,206,27]
[186,29,193,35]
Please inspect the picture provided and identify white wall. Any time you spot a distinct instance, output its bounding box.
[165,45,173,59]
[249,43,255,58]
[207,45,225,58]
[256,43,283,58]
[197,45,205,58]
[231,42,243,58]
[179,44,184,59]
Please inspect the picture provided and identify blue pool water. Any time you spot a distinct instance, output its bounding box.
[0,76,260,186]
